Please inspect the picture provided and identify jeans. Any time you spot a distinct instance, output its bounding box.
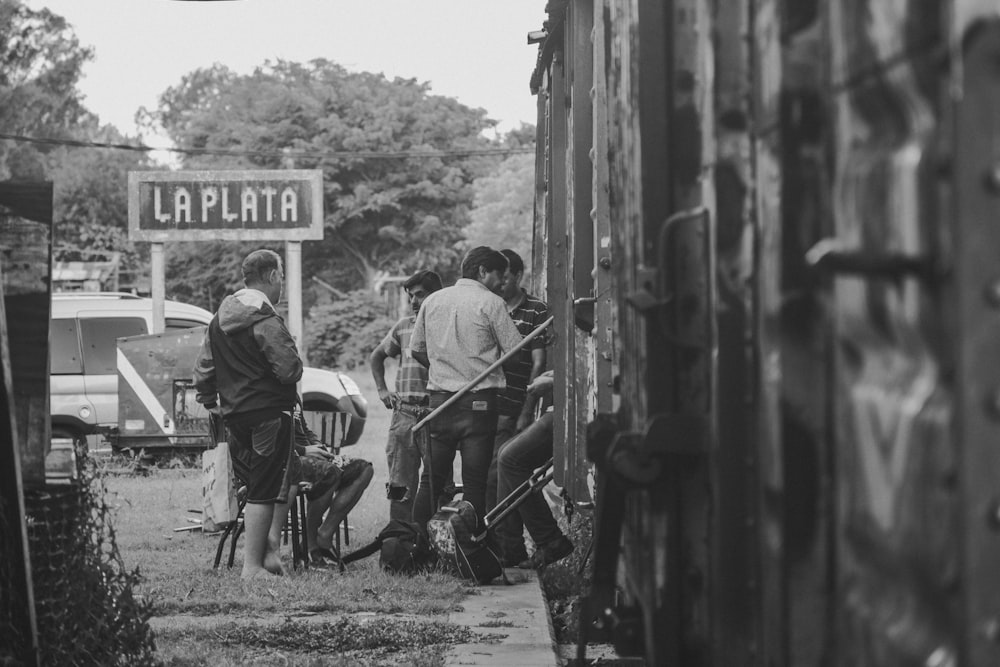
[496,412,561,553]
[385,407,422,520]
[486,414,518,512]
[486,414,526,557]
[413,391,498,531]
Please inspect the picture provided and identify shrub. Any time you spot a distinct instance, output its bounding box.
[305,290,396,370]
[0,451,159,666]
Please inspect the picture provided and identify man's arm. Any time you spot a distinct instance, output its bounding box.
[193,328,218,409]
[527,369,555,396]
[408,308,429,368]
[369,342,398,409]
[490,299,525,355]
[254,317,303,384]
[516,347,547,431]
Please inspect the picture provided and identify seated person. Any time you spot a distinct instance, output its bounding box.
[275,406,374,568]
[495,371,573,569]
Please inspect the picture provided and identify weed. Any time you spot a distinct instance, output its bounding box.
[539,508,594,644]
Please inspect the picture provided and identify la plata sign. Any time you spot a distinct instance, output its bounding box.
[128,170,324,242]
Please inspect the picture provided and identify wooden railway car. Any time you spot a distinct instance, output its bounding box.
[530,1,1000,664]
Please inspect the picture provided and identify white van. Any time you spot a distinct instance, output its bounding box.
[49,292,366,448]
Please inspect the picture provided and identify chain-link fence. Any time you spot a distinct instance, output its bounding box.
[1,453,158,665]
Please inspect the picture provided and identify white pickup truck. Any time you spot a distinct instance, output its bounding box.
[49,292,366,451]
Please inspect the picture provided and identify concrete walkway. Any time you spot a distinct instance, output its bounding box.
[445,568,558,666]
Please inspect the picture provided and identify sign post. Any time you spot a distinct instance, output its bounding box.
[285,241,303,355]
[128,170,324,341]
[150,242,165,333]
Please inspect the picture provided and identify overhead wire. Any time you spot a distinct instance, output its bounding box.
[0,132,534,160]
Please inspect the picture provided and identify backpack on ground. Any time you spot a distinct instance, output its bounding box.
[342,519,434,575]
[426,458,555,585]
[426,499,505,584]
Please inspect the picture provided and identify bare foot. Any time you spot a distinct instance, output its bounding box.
[240,566,275,580]
[263,550,287,576]
[315,527,337,552]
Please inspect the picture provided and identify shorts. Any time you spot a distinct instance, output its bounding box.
[295,453,372,501]
[227,411,295,505]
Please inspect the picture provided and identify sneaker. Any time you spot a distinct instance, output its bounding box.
[522,535,574,570]
[500,550,529,568]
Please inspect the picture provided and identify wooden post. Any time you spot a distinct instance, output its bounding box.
[151,242,165,333]
[0,285,39,665]
[286,241,304,359]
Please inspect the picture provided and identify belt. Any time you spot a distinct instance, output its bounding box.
[428,388,499,395]
[396,402,429,417]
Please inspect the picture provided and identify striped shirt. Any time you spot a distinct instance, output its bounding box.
[379,316,429,404]
[409,278,524,392]
[498,290,551,416]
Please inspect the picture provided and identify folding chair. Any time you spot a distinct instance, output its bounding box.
[212,409,354,570]
[213,483,311,570]
[211,412,311,571]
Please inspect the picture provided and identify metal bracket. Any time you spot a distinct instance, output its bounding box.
[588,412,709,487]
[805,238,946,284]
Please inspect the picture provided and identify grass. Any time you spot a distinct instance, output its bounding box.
[102,367,476,665]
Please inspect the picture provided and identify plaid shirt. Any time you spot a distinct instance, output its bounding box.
[498,290,551,416]
[380,316,429,404]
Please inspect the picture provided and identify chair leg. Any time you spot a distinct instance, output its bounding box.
[289,502,302,569]
[228,521,245,569]
[214,521,237,569]
[214,497,247,569]
[298,492,309,568]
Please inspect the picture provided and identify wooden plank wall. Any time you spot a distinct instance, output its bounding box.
[0,208,52,485]
[949,10,1000,667]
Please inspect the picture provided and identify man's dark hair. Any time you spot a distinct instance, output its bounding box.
[500,249,524,275]
[461,246,508,280]
[242,249,281,285]
[403,269,443,294]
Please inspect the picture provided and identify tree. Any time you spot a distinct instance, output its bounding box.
[164,240,255,311]
[463,152,535,264]
[141,60,503,309]
[48,124,152,278]
[0,0,93,177]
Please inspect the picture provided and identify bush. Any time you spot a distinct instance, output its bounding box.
[0,451,159,666]
[305,290,396,370]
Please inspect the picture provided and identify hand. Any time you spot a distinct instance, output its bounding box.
[527,371,554,396]
[377,388,399,409]
[303,444,333,460]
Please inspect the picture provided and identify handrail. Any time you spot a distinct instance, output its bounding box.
[411,315,555,433]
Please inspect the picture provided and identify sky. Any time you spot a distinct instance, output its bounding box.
[29,0,545,142]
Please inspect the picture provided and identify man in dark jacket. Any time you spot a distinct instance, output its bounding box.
[194,248,303,579]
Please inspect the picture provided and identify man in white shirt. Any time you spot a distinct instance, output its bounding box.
[409,247,523,530]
